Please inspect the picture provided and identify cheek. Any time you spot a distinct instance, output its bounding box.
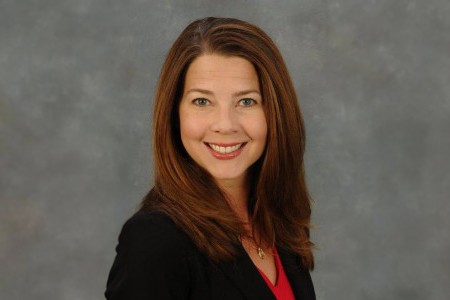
[179,113,205,143]
[248,113,268,143]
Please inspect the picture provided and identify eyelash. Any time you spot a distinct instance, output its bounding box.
[192,98,257,107]
[193,98,209,106]
[238,98,256,106]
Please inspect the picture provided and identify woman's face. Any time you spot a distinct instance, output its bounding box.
[179,54,267,188]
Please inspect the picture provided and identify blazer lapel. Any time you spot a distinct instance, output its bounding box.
[278,248,316,300]
[217,244,276,300]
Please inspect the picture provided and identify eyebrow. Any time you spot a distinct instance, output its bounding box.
[185,88,261,97]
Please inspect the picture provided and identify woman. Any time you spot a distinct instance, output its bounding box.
[105,17,315,300]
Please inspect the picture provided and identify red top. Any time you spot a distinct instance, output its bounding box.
[257,248,295,300]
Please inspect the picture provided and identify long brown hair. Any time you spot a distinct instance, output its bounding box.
[141,17,314,269]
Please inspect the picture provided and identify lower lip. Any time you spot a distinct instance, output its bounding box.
[205,143,246,160]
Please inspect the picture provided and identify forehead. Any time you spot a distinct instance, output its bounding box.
[183,54,259,90]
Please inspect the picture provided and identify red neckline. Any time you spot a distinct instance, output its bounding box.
[256,247,281,286]
[256,247,296,300]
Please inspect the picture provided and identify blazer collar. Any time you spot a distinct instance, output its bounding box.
[217,244,276,300]
[217,245,315,300]
[277,247,316,300]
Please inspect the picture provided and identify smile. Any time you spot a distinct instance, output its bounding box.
[207,143,245,154]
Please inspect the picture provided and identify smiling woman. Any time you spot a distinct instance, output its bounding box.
[105,17,315,300]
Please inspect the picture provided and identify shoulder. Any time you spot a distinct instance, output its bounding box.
[105,210,196,299]
[124,209,176,229]
[118,210,194,257]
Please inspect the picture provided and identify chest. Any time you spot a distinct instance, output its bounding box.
[184,249,314,300]
[187,255,276,300]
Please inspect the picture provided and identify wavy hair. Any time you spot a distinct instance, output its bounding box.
[140,17,314,269]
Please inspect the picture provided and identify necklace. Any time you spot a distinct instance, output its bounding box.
[251,235,266,259]
[240,235,266,259]
[257,246,266,259]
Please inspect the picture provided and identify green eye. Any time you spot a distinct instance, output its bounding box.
[239,98,256,106]
[193,98,209,106]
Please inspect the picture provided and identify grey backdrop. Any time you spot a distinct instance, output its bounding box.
[1,0,449,299]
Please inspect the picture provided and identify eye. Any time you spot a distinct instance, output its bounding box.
[193,98,210,106]
[238,98,256,107]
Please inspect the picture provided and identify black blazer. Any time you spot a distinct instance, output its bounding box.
[105,211,315,300]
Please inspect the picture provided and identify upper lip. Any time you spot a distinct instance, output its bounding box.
[205,142,246,146]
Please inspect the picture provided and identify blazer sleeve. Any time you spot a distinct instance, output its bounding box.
[105,211,191,300]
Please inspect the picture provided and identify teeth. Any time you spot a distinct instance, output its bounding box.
[208,143,243,154]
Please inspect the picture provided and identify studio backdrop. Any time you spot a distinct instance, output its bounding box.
[1,0,449,299]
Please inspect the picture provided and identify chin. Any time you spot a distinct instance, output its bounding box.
[209,170,246,184]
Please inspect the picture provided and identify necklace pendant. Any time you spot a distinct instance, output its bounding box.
[257,247,265,259]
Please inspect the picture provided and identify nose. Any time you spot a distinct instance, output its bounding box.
[210,106,238,134]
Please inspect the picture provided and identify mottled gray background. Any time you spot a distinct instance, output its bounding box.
[1,0,449,299]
